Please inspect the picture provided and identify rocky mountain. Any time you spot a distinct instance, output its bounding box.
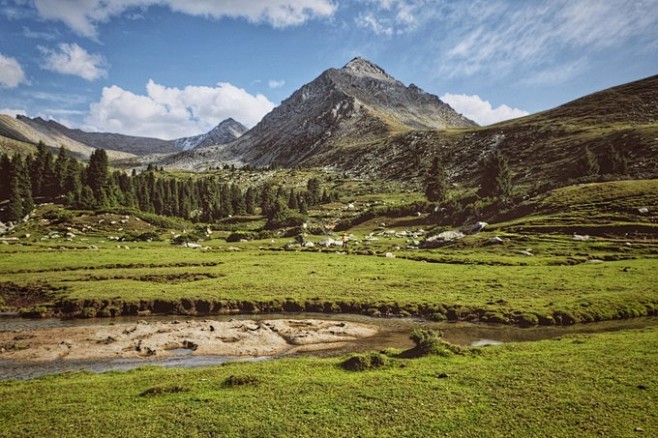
[175,118,248,151]
[16,116,179,156]
[168,57,476,170]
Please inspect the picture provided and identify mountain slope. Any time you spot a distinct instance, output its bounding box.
[17,116,179,155]
[174,118,248,151]
[322,74,658,186]
[168,57,476,170]
[0,115,137,161]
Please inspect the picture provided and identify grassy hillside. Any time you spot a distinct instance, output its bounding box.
[316,75,658,189]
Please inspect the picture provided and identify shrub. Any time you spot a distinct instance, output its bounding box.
[223,375,260,387]
[410,329,442,354]
[171,231,205,245]
[341,352,389,371]
[42,209,74,224]
[226,231,255,242]
[140,385,190,397]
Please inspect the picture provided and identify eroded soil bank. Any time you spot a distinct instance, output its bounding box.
[0,319,378,361]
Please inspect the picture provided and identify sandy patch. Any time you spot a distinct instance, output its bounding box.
[0,319,378,361]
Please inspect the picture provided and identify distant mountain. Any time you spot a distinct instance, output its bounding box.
[17,116,179,156]
[175,118,248,151]
[167,57,476,170]
[0,115,137,161]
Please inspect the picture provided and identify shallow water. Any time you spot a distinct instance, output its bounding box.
[2,313,657,380]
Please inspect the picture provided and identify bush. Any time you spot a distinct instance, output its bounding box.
[122,231,161,242]
[171,231,205,245]
[341,352,389,371]
[226,231,255,242]
[410,329,442,354]
[266,210,306,230]
[223,375,260,387]
[42,209,74,224]
[140,385,190,397]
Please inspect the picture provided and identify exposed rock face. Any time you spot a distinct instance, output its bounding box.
[175,118,248,151]
[167,57,477,170]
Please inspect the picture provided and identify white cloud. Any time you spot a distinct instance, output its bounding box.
[441,93,529,126]
[0,108,27,117]
[85,80,275,139]
[32,0,337,38]
[442,0,658,78]
[40,43,107,81]
[268,79,285,89]
[0,53,26,88]
[356,0,423,35]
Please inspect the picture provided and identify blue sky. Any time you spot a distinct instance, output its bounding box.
[1,0,657,140]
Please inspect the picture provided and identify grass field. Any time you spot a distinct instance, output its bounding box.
[1,179,657,325]
[1,326,656,437]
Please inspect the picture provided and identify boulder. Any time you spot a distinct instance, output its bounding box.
[638,207,649,214]
[490,236,504,244]
[466,221,488,234]
[423,230,464,248]
[572,234,590,241]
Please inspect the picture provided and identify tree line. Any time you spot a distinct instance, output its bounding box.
[0,143,336,225]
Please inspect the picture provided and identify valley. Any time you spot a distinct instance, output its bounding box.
[1,59,657,437]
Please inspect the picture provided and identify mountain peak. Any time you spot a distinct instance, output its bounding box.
[342,57,394,81]
[175,118,248,151]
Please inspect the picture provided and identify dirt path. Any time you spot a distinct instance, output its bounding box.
[0,319,378,361]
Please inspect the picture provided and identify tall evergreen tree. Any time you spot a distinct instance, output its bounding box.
[86,149,110,199]
[424,156,449,202]
[287,188,299,210]
[579,146,599,178]
[245,186,257,215]
[478,151,513,200]
[306,177,322,205]
[6,175,24,222]
[0,153,11,200]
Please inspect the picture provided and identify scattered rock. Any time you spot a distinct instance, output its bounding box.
[638,207,649,214]
[490,236,504,244]
[423,230,464,248]
[385,252,396,258]
[519,250,533,256]
[467,221,488,234]
[572,234,590,241]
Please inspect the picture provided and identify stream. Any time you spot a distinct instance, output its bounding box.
[2,313,657,380]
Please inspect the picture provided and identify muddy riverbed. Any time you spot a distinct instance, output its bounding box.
[2,313,658,380]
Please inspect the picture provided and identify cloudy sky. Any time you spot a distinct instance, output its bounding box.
[1,0,657,139]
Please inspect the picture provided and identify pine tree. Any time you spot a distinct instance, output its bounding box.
[306,178,322,205]
[424,156,449,202]
[478,151,513,200]
[231,184,246,215]
[287,188,299,210]
[53,146,70,196]
[245,186,257,215]
[580,146,599,177]
[0,153,11,200]
[86,149,110,198]
[6,175,24,222]
[12,155,34,216]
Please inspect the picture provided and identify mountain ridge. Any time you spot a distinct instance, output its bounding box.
[168,57,477,170]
